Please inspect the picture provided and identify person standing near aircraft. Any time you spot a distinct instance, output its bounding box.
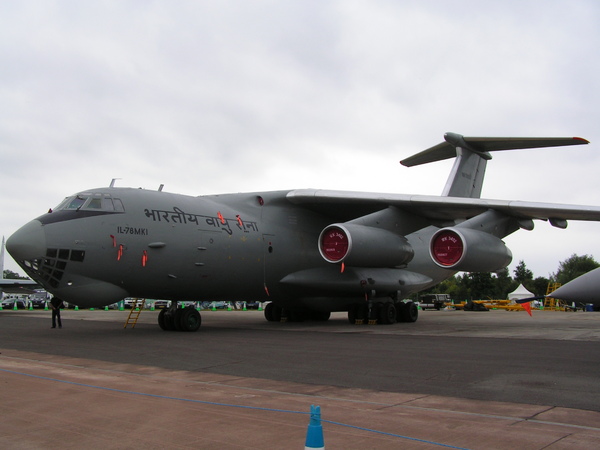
[50,297,64,329]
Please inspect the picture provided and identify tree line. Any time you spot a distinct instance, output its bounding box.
[420,254,599,301]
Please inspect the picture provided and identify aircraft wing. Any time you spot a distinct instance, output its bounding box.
[0,278,39,295]
[286,189,600,223]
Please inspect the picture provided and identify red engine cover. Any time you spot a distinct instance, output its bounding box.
[320,226,349,262]
[430,229,464,266]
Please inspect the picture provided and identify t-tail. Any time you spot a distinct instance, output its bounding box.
[400,132,589,199]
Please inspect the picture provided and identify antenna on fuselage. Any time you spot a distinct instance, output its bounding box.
[110,178,121,188]
[158,184,164,192]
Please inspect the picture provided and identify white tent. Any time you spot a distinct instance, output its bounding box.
[508,284,534,301]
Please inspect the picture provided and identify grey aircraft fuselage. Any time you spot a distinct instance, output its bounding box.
[8,187,446,311]
[7,133,600,331]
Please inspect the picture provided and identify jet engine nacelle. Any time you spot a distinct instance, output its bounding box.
[430,227,512,272]
[319,224,414,267]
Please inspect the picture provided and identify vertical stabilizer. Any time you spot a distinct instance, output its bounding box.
[441,145,489,198]
[400,132,588,199]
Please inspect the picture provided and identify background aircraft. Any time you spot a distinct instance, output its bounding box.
[0,237,37,296]
[547,267,600,307]
[6,133,600,331]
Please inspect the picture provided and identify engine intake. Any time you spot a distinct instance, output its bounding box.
[430,228,512,272]
[319,224,414,268]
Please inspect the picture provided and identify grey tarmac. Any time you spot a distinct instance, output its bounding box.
[1,308,600,449]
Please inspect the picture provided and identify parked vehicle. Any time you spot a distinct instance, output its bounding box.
[1,298,27,309]
[418,294,451,310]
[201,301,228,309]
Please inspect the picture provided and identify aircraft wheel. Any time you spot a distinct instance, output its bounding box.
[379,302,397,325]
[288,309,306,322]
[272,304,283,322]
[347,306,357,324]
[172,309,184,331]
[179,306,201,332]
[158,309,168,330]
[159,308,175,331]
[402,301,418,323]
[264,302,275,322]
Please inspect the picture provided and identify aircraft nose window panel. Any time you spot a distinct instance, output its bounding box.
[19,248,87,289]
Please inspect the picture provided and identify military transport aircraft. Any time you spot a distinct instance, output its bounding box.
[546,267,600,308]
[6,132,600,331]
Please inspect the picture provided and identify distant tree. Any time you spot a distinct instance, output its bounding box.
[3,270,28,280]
[553,254,600,285]
[531,276,551,297]
[467,272,495,299]
[494,267,517,299]
[513,260,534,288]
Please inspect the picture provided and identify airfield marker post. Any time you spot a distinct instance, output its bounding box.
[304,405,324,450]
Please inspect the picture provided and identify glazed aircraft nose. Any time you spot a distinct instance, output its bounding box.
[6,220,47,262]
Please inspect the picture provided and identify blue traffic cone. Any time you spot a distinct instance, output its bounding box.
[305,405,324,450]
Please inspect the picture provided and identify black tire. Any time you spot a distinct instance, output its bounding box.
[379,302,397,325]
[159,309,175,331]
[172,309,184,331]
[264,302,275,322]
[288,309,306,322]
[404,301,418,323]
[348,305,357,324]
[271,304,283,322]
[158,309,168,330]
[179,307,201,332]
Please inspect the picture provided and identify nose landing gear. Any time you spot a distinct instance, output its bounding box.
[158,302,201,332]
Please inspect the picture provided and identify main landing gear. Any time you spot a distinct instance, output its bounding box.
[262,301,418,325]
[158,302,201,332]
[263,302,331,323]
[347,301,418,325]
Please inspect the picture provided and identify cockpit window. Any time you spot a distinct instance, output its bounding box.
[54,193,125,213]
[66,195,89,210]
[87,194,103,209]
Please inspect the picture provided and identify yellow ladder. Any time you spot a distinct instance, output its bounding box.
[124,299,146,328]
[544,283,562,310]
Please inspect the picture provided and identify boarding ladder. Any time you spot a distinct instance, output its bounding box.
[124,299,146,328]
[544,283,563,310]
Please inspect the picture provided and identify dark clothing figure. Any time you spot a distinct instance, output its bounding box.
[50,297,64,328]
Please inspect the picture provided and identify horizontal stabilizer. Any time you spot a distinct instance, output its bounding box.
[401,133,589,167]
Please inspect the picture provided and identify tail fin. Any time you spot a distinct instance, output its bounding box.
[400,132,589,199]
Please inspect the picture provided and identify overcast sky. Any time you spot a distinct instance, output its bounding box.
[1,0,599,280]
